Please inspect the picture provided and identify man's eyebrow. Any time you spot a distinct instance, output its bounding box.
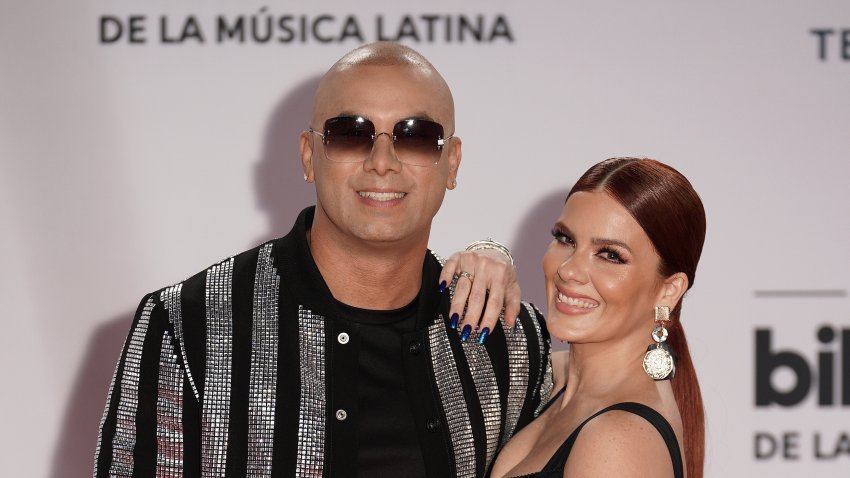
[404,112,438,122]
[334,111,364,119]
[327,113,440,125]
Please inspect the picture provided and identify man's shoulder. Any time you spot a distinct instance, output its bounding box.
[146,238,285,306]
[518,301,546,332]
[519,301,543,320]
[427,249,446,267]
[515,300,550,369]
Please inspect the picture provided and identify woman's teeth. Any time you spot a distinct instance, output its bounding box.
[557,293,599,308]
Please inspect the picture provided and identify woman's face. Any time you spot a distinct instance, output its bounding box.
[543,190,666,344]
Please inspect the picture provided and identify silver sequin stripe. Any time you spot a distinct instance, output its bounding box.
[202,258,235,478]
[460,339,501,468]
[535,358,555,417]
[247,244,280,477]
[93,336,124,478]
[156,331,184,476]
[442,247,502,464]
[162,283,200,401]
[430,250,446,266]
[499,316,528,446]
[296,306,326,477]
[523,303,553,417]
[428,319,477,478]
[109,297,155,477]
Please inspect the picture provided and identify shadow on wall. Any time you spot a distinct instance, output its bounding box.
[49,312,132,478]
[510,187,573,317]
[253,75,322,244]
[50,77,322,478]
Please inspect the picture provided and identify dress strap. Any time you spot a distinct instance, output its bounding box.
[540,402,684,478]
[536,387,566,416]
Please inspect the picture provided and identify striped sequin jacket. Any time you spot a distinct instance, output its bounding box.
[93,206,553,478]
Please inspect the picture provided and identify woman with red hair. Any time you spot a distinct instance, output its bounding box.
[489,157,706,478]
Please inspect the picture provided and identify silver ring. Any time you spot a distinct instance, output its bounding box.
[458,271,474,282]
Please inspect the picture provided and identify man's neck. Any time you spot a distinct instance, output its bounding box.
[307,215,429,311]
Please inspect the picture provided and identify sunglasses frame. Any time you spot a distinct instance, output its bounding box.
[308,116,454,166]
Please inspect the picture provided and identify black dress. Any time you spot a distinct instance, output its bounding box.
[499,402,684,478]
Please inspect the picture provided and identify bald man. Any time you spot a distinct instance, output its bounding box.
[94,43,552,478]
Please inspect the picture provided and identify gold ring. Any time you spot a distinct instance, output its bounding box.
[458,271,474,282]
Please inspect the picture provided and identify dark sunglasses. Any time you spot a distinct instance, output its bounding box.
[308,116,453,166]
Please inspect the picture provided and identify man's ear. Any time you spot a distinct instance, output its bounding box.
[656,272,689,310]
[300,131,315,183]
[445,136,462,190]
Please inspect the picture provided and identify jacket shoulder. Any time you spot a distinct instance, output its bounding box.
[519,301,547,336]
[148,240,278,307]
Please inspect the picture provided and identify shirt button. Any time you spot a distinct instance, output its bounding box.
[409,340,422,355]
[425,418,441,432]
[336,409,348,421]
[337,332,349,345]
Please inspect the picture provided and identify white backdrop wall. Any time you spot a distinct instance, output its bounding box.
[1,1,848,476]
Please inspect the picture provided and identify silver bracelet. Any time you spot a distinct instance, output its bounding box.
[464,238,514,266]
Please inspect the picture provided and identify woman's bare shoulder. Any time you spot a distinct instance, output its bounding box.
[561,408,676,478]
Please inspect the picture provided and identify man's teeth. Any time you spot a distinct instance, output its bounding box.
[359,191,406,201]
[558,293,598,309]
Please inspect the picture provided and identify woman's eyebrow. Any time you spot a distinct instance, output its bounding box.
[591,237,632,253]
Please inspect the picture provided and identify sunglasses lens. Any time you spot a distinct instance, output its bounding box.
[319,116,447,165]
[323,116,375,162]
[393,119,446,166]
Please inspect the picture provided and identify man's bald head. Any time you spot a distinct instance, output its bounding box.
[333,41,437,70]
[311,42,455,129]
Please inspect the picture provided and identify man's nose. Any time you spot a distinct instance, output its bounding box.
[364,133,402,174]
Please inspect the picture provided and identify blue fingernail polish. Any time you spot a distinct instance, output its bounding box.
[438,280,447,293]
[477,327,490,345]
[449,313,459,329]
[460,324,472,342]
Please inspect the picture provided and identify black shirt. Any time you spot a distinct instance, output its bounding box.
[335,298,427,478]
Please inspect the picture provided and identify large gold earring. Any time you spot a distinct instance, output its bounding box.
[642,305,676,380]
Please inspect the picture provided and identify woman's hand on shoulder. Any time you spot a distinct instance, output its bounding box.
[438,248,521,339]
[562,410,677,478]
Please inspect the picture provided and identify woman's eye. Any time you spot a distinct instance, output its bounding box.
[599,248,625,264]
[551,229,575,247]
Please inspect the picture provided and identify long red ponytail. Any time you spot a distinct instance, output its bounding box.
[568,157,706,478]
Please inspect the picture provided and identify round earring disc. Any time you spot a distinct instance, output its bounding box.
[643,347,674,380]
